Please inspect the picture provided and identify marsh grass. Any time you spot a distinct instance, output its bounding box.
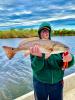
[0,28,75,39]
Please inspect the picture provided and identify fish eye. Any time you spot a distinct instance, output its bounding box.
[11,48,14,50]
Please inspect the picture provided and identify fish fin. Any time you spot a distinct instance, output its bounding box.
[18,37,39,48]
[2,46,16,59]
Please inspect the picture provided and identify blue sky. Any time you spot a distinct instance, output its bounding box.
[0,0,75,30]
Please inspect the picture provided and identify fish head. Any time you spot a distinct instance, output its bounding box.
[51,44,69,54]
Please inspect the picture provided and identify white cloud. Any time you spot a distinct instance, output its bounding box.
[48,4,75,10]
[68,5,75,10]
[0,14,75,27]
[48,5,63,10]
[0,7,14,12]
[14,10,32,15]
[21,14,75,26]
[0,0,14,4]
[7,8,14,11]
[0,7,4,10]
[7,10,32,16]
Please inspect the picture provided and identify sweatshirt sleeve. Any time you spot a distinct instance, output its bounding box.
[47,53,63,69]
[68,54,75,68]
[30,53,45,72]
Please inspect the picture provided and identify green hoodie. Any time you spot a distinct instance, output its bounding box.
[30,53,74,84]
[30,22,74,84]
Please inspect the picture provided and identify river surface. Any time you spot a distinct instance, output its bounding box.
[0,36,75,100]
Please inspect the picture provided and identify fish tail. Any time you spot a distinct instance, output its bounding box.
[2,46,16,59]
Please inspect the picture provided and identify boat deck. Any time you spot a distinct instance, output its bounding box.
[64,88,75,100]
[15,73,75,100]
[15,89,75,100]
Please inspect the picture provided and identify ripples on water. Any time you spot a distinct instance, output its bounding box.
[0,50,33,100]
[0,36,75,100]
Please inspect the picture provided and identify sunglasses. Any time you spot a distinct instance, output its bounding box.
[41,29,49,33]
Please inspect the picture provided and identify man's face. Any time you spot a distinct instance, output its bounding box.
[40,29,49,39]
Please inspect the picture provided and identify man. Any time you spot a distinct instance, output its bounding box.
[30,22,74,100]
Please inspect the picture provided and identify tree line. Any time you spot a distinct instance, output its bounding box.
[0,28,75,38]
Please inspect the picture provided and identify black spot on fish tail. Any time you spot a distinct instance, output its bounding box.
[11,48,14,50]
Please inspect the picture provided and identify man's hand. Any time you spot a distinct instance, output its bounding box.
[30,45,42,57]
[62,51,72,62]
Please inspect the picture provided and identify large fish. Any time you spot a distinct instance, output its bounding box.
[2,39,69,59]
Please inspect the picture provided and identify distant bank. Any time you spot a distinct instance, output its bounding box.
[0,28,75,39]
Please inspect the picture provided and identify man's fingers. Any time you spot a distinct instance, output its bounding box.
[35,45,38,53]
[63,54,72,62]
[30,47,33,54]
[29,45,42,57]
[62,51,72,62]
[62,51,69,57]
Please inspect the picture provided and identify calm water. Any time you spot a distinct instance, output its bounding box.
[0,36,75,100]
